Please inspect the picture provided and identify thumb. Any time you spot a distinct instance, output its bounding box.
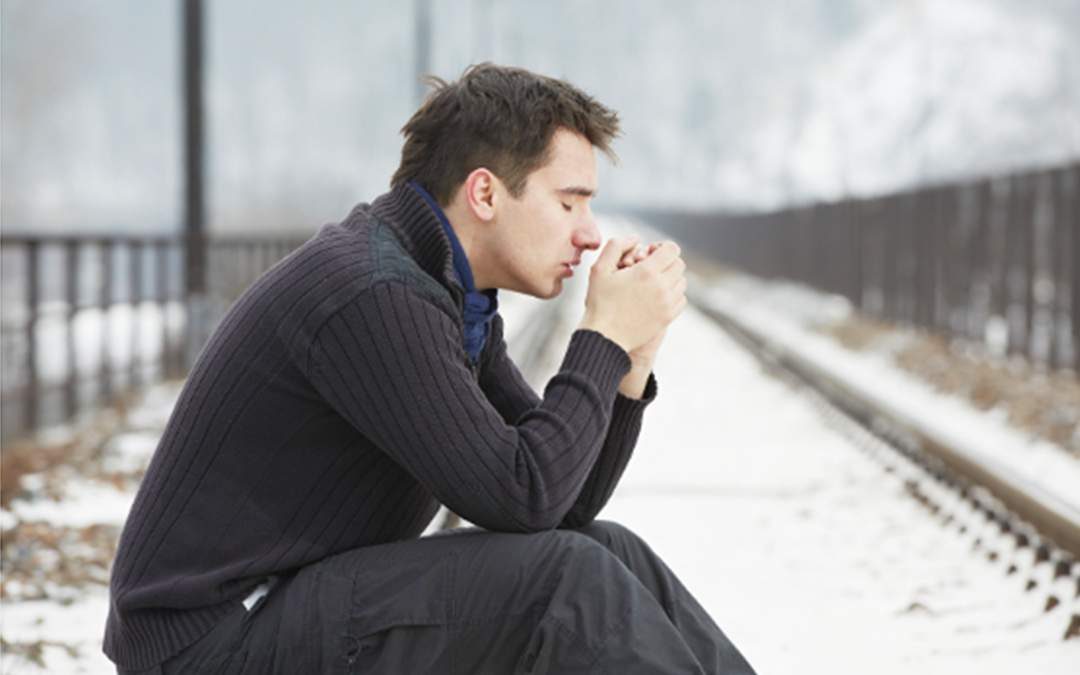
[595,235,640,271]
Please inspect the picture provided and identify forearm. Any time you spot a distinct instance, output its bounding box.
[560,371,657,528]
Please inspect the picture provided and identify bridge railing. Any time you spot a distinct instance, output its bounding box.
[0,233,307,446]
[646,161,1079,373]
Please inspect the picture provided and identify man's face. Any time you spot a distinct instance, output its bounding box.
[492,129,601,299]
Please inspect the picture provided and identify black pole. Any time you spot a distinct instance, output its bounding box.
[183,0,208,370]
[415,0,431,107]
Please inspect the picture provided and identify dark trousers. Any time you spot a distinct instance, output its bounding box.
[149,520,756,674]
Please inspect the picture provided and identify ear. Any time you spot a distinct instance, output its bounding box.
[462,168,498,223]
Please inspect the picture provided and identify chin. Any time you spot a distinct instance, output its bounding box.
[541,280,564,299]
[525,287,561,300]
[514,277,562,300]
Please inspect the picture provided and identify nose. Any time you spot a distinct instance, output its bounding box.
[572,213,601,252]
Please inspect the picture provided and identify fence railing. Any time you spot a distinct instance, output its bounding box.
[0,233,307,446]
[644,161,1079,372]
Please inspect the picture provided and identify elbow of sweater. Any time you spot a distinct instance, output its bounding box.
[507,492,571,533]
[522,509,565,533]
[557,506,595,530]
[474,510,561,534]
[493,497,566,533]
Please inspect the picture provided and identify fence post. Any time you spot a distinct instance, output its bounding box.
[157,241,171,378]
[932,185,954,333]
[183,0,209,370]
[1024,173,1041,365]
[65,240,79,421]
[883,195,899,322]
[100,239,113,403]
[951,181,974,336]
[970,178,990,343]
[130,241,143,388]
[1005,173,1023,358]
[915,188,931,330]
[1049,166,1070,370]
[1067,164,1080,373]
[24,241,40,434]
[848,201,862,310]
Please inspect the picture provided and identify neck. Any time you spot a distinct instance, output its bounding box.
[441,201,495,291]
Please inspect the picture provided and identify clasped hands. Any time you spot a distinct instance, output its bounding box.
[579,235,688,393]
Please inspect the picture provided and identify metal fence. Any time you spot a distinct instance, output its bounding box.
[646,161,1080,372]
[0,234,307,445]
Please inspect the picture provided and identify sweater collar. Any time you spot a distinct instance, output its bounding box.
[365,181,463,299]
[406,181,482,293]
[363,182,499,363]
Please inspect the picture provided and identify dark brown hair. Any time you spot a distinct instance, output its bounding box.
[391,63,620,205]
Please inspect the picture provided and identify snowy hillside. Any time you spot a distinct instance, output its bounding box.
[720,0,1080,209]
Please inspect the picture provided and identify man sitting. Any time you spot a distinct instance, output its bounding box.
[104,62,756,674]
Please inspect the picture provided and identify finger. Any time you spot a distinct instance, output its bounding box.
[620,244,648,269]
[596,235,641,270]
[659,256,687,280]
[669,275,688,296]
[638,241,681,273]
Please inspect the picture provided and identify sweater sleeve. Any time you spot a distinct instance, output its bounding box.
[478,313,659,528]
[559,373,657,528]
[306,280,631,533]
[476,313,542,425]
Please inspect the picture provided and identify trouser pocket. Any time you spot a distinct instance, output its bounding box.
[341,549,457,674]
[342,620,449,674]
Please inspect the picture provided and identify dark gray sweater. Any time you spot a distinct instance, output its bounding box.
[103,182,657,669]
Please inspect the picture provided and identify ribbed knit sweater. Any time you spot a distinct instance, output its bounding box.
[103,182,658,669]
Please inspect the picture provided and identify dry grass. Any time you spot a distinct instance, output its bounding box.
[1,391,146,608]
[1,521,119,603]
[1,393,139,509]
[820,316,1080,457]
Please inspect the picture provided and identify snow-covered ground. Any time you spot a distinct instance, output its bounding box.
[1,382,183,674]
[601,305,1078,674]
[699,274,1080,517]
[2,222,1079,672]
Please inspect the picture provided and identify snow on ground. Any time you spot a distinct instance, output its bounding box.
[1,384,180,675]
[1,589,115,675]
[599,305,1078,674]
[699,273,1080,515]
[10,478,138,529]
[559,219,1078,672]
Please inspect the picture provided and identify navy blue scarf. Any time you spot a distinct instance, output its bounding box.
[409,181,498,364]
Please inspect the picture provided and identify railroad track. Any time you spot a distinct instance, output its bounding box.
[687,279,1080,641]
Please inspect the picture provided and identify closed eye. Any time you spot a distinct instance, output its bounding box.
[561,203,572,212]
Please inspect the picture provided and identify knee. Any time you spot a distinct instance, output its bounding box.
[533,528,627,573]
[571,519,642,549]
[540,527,609,555]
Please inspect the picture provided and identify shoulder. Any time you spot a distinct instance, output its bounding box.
[366,219,457,315]
[278,213,459,358]
[286,210,456,318]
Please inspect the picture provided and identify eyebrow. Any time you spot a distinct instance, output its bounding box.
[555,186,598,198]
